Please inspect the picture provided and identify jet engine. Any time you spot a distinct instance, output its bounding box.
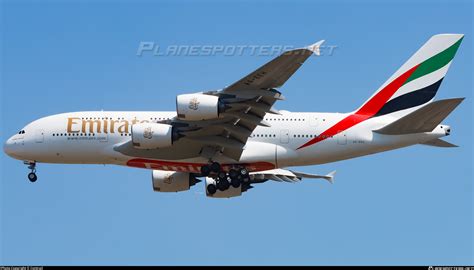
[152,170,200,192]
[205,177,252,198]
[131,123,174,149]
[176,93,224,121]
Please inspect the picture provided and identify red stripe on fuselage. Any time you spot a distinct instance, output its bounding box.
[297,64,419,150]
[126,158,275,173]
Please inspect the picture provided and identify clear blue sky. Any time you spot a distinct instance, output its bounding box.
[1,0,472,266]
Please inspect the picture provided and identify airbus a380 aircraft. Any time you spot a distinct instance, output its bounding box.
[4,34,465,198]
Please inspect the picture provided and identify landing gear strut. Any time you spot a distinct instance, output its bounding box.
[24,161,37,182]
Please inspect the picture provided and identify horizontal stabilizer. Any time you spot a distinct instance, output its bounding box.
[250,169,335,184]
[374,98,464,135]
[291,170,336,184]
[421,138,458,147]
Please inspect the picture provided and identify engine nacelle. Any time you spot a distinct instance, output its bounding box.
[205,177,243,198]
[176,93,221,121]
[152,170,200,192]
[131,123,173,149]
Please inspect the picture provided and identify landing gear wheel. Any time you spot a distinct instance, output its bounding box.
[217,179,230,191]
[210,162,221,173]
[207,184,217,195]
[231,177,241,188]
[229,169,239,180]
[217,171,227,181]
[24,161,38,183]
[200,165,211,177]
[239,168,249,177]
[28,172,37,182]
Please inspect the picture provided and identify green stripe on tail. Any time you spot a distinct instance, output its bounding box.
[404,37,463,85]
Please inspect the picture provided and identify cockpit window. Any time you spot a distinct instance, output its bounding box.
[18,130,25,134]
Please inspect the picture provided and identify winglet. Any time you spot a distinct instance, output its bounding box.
[420,138,459,148]
[325,170,336,184]
[306,40,325,56]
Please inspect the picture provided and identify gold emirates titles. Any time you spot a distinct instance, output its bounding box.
[67,117,153,134]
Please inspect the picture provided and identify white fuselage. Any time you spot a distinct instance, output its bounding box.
[4,110,449,173]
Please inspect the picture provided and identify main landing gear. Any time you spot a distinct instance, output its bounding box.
[203,162,250,195]
[200,161,221,176]
[24,161,38,182]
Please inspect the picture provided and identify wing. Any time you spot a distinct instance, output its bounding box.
[179,40,325,161]
[250,168,335,184]
[223,40,325,94]
[114,40,325,162]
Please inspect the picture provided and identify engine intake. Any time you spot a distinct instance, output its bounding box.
[152,170,200,192]
[131,123,174,149]
[176,93,223,121]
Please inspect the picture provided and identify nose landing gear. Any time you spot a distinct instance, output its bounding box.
[28,172,37,182]
[24,161,37,182]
